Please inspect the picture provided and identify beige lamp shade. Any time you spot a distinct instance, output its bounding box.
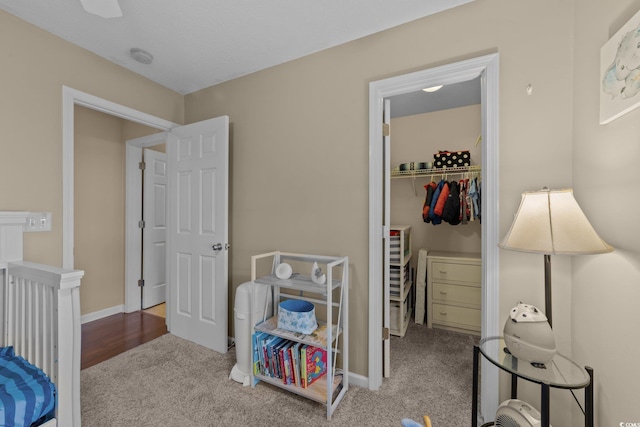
[499,188,613,255]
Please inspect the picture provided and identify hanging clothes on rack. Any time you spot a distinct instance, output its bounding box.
[459,178,469,224]
[442,181,461,225]
[428,180,445,225]
[422,182,437,223]
[433,180,450,218]
[469,177,481,222]
[417,171,481,226]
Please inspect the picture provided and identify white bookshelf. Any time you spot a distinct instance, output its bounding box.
[250,251,348,420]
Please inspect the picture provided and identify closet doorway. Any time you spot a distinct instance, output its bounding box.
[368,54,500,421]
[387,77,482,328]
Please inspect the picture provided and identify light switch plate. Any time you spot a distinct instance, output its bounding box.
[24,212,52,232]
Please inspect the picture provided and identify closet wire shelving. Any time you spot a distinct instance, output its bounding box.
[392,165,481,196]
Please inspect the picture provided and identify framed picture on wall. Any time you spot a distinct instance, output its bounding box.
[600,8,640,124]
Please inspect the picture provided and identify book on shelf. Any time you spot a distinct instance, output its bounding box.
[301,345,327,388]
[291,343,302,386]
[252,333,299,386]
[292,342,302,387]
[253,332,330,390]
[252,333,261,376]
[276,338,290,380]
[268,336,284,378]
[280,341,293,384]
[272,338,282,379]
[263,335,276,376]
[253,331,271,376]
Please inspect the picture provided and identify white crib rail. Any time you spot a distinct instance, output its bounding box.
[4,261,83,427]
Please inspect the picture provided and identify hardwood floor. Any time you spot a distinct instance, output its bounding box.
[81,310,168,370]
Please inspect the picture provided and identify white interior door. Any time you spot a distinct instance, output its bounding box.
[142,148,167,309]
[383,99,391,378]
[167,116,229,353]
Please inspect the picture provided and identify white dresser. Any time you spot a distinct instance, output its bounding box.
[426,250,481,336]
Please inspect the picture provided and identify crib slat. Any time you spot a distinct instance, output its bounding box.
[5,273,59,381]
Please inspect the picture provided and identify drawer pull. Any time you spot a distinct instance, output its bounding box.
[439,270,447,274]
[439,311,447,315]
[439,291,448,295]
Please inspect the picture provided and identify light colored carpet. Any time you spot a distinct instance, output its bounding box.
[81,322,477,426]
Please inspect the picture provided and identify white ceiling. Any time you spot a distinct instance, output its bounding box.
[387,77,481,118]
[0,0,473,95]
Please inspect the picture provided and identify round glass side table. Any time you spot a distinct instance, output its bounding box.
[472,336,593,427]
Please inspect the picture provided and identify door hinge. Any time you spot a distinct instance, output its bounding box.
[138,279,145,287]
[139,161,146,170]
[382,123,390,137]
[138,220,145,228]
[383,327,390,340]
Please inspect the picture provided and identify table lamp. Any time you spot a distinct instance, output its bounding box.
[499,187,613,327]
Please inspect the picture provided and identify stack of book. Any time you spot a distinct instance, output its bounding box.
[253,332,327,388]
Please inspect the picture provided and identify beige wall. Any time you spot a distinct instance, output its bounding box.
[74,106,161,315]
[0,9,184,269]
[74,107,126,314]
[390,105,482,262]
[185,1,576,417]
[572,1,640,425]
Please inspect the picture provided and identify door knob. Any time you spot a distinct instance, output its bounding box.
[212,243,222,251]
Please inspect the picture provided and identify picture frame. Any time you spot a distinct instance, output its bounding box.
[600,8,640,124]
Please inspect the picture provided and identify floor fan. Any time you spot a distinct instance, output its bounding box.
[495,400,548,427]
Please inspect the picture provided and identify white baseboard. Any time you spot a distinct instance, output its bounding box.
[81,305,124,324]
[348,371,368,389]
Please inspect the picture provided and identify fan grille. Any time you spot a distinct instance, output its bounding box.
[495,414,521,427]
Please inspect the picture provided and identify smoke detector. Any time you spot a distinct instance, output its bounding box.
[130,48,153,65]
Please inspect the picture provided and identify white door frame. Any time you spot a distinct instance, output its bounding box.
[62,86,178,314]
[368,54,500,420]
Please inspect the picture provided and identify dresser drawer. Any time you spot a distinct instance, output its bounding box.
[432,303,481,330]
[432,283,480,308]
[430,261,480,283]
